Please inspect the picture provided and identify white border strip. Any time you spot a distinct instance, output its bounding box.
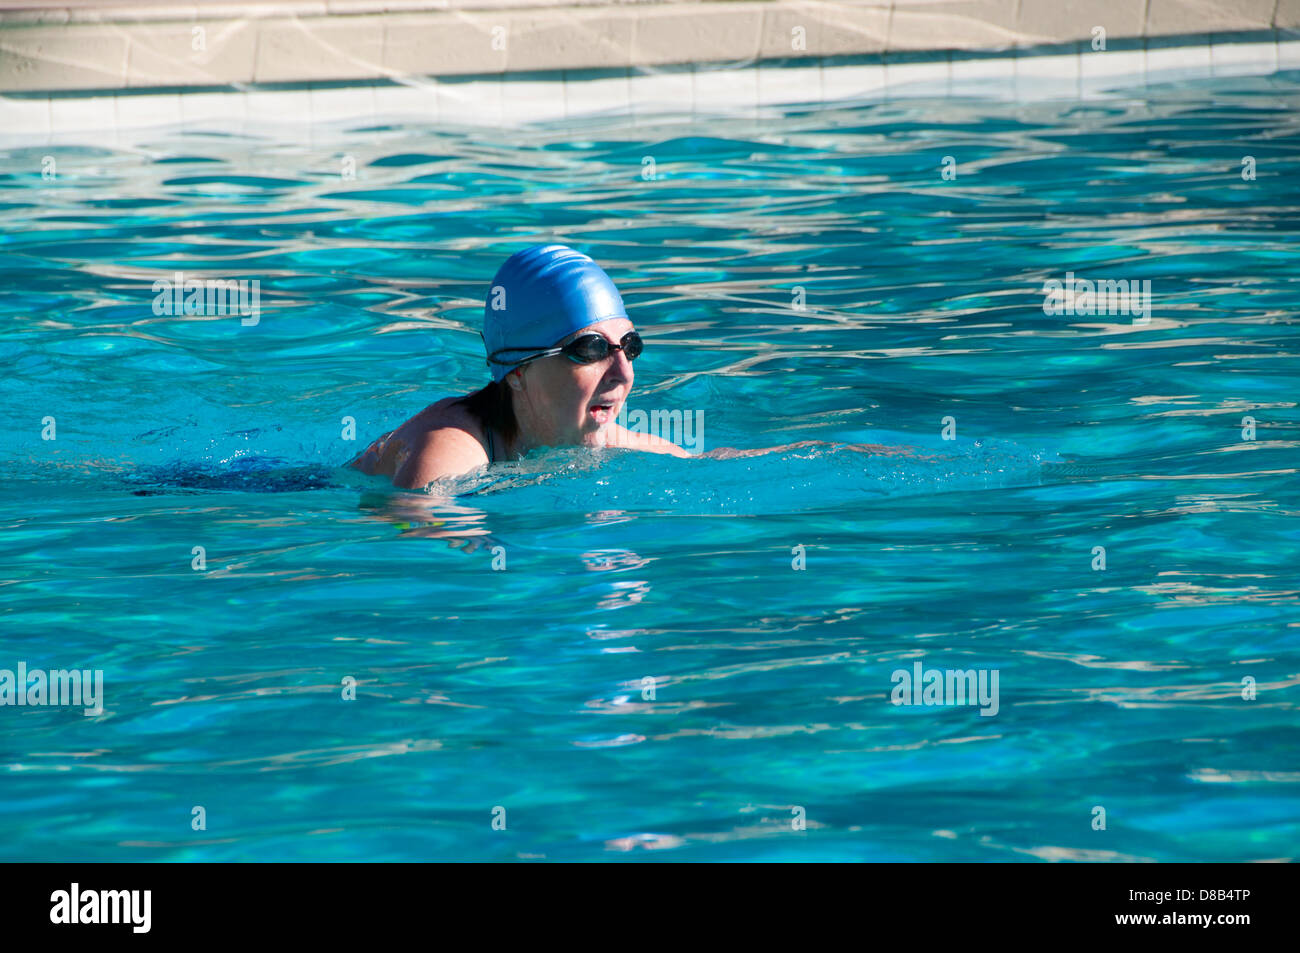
[2,39,1297,140]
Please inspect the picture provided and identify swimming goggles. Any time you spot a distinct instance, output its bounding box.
[488,330,643,369]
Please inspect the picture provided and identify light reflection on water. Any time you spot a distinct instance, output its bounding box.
[0,73,1298,860]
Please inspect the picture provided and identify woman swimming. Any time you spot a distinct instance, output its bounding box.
[351,244,689,488]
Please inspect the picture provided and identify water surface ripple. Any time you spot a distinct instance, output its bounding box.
[0,75,1297,860]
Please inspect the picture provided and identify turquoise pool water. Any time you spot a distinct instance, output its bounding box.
[1,73,1298,861]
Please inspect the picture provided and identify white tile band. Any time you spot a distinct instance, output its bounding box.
[1,39,1294,141]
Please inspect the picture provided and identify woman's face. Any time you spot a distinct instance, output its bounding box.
[508,317,635,448]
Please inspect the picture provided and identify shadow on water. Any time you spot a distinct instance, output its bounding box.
[120,454,507,551]
[123,456,344,495]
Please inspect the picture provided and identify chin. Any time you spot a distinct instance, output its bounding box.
[585,423,620,449]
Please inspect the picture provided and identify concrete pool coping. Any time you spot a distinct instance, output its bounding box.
[1,1,1297,135]
[2,0,1296,91]
[5,35,1295,142]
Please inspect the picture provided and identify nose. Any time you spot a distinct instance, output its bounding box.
[603,344,634,386]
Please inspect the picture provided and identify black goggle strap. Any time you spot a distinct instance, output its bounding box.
[486,332,640,365]
[486,344,561,366]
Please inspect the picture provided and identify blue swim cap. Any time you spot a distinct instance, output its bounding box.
[482,244,628,382]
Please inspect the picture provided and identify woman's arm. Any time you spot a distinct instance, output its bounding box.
[702,440,913,460]
[602,424,692,457]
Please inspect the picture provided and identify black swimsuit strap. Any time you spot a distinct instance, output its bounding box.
[485,427,495,463]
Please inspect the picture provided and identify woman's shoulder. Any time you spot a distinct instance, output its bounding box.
[418,396,491,441]
[388,396,491,488]
[352,395,491,487]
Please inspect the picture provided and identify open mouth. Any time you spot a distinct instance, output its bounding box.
[588,401,617,425]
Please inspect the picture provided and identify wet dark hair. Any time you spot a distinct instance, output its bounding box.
[455,378,518,450]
